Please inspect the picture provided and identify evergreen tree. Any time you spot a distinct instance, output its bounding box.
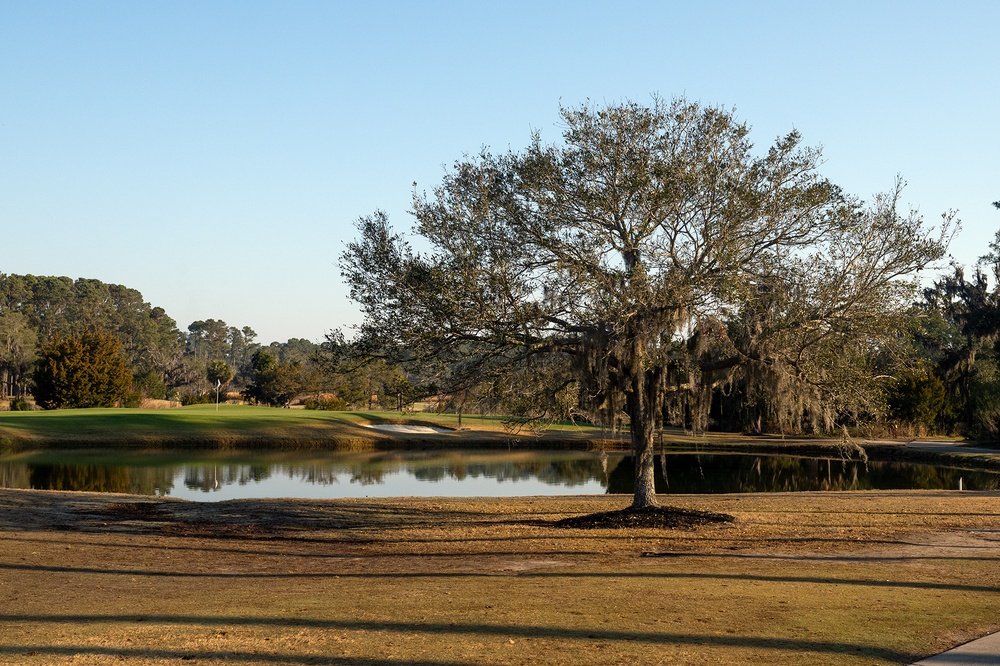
[242,350,301,407]
[33,330,133,409]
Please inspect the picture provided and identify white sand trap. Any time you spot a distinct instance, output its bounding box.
[366,424,452,434]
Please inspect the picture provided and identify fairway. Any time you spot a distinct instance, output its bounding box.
[0,405,553,451]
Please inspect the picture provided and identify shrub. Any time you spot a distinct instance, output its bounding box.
[887,368,952,431]
[180,392,214,406]
[9,397,30,411]
[122,392,143,408]
[303,395,347,411]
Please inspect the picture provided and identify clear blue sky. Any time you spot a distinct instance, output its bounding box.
[2,1,997,344]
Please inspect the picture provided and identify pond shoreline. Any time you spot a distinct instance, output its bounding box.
[4,440,1000,499]
[4,429,1000,471]
[2,405,998,472]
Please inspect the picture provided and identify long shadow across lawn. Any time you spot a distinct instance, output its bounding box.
[1,561,998,595]
[7,532,1000,564]
[0,613,918,663]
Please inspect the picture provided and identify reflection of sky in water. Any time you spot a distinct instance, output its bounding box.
[167,467,607,502]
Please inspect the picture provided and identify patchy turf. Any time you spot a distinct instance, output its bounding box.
[2,489,1000,665]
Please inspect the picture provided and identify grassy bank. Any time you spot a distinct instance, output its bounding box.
[0,405,612,451]
[4,406,1000,475]
[1,490,999,664]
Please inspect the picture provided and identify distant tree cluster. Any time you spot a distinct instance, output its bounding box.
[884,207,1000,439]
[0,274,332,410]
[0,275,179,403]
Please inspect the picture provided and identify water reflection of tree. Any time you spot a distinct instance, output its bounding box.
[241,465,271,485]
[10,452,997,497]
[406,457,612,487]
[162,455,990,494]
[183,464,274,492]
[26,464,174,495]
[295,465,341,485]
[350,466,386,485]
[0,463,32,489]
[183,466,220,492]
[607,455,1000,494]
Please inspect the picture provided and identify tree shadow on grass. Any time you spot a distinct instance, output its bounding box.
[19,531,1000,568]
[0,614,920,663]
[2,561,998,595]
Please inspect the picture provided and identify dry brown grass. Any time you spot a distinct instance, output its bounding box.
[137,399,181,409]
[1,490,999,665]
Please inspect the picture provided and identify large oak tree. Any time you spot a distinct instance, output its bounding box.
[342,98,952,508]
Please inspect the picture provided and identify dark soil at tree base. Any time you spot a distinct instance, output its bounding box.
[554,504,736,529]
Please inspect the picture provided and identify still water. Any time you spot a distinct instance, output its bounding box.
[1,450,997,501]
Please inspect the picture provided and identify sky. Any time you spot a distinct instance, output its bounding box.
[2,1,997,344]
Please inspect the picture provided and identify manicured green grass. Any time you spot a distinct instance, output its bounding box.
[0,405,380,449]
[0,404,350,431]
[0,405,609,451]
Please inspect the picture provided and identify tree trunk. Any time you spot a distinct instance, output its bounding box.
[630,407,658,508]
[626,362,662,509]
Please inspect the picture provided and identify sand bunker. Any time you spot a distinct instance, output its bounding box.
[366,424,452,434]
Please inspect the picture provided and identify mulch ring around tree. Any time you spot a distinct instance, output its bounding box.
[554,505,736,529]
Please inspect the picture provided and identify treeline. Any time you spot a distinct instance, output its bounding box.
[6,249,1000,440]
[890,239,1000,439]
[746,204,1000,440]
[0,275,383,409]
[0,275,180,404]
[683,236,1000,440]
[690,245,1000,440]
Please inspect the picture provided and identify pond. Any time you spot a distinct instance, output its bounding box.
[1,449,997,500]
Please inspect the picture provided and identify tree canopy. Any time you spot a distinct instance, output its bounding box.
[342,97,953,508]
[0,312,36,399]
[242,350,303,407]
[32,329,133,409]
[0,274,182,394]
[0,274,332,408]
